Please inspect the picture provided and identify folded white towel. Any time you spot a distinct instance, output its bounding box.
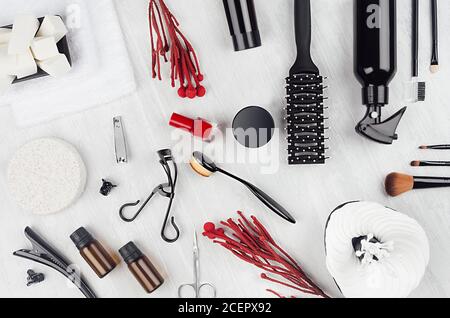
[0,0,136,126]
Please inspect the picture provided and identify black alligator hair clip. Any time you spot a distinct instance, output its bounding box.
[13,227,97,298]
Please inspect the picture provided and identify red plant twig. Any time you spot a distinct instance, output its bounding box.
[149,0,205,99]
[203,212,329,298]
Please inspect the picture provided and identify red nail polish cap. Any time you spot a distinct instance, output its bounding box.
[169,113,213,140]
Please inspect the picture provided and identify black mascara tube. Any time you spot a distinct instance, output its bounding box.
[223,0,262,51]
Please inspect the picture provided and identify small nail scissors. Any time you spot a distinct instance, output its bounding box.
[178,231,216,298]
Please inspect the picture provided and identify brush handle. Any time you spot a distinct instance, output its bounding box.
[419,161,450,167]
[290,0,318,74]
[431,0,438,65]
[427,144,450,150]
[218,168,296,224]
[413,176,450,189]
[412,0,419,76]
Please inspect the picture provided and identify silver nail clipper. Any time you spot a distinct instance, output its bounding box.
[114,116,128,163]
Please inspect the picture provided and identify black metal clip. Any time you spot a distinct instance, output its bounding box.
[100,179,117,196]
[119,149,180,243]
[26,270,45,286]
[14,227,97,298]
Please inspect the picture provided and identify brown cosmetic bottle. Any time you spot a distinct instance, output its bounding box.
[70,227,117,278]
[119,242,164,294]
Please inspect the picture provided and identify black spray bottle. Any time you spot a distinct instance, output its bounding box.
[354,0,407,144]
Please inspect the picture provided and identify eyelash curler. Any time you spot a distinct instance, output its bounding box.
[119,149,180,243]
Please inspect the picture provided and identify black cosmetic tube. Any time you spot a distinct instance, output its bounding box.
[223,0,262,51]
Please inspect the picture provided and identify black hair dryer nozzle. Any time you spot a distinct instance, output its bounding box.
[354,0,406,144]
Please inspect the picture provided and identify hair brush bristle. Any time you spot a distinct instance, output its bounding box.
[385,173,414,197]
[286,74,326,165]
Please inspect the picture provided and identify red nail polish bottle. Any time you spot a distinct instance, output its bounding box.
[169,113,213,141]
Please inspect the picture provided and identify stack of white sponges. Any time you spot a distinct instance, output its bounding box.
[0,15,71,94]
[7,138,87,215]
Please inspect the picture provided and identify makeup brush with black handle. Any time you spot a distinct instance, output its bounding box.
[419,144,450,150]
[411,160,450,167]
[409,0,425,102]
[430,0,439,73]
[385,172,450,197]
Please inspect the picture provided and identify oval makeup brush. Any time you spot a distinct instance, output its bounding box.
[189,152,296,224]
[385,172,450,197]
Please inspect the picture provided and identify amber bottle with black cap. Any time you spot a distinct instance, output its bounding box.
[119,242,164,294]
[70,227,117,278]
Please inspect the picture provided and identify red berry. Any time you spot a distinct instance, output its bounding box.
[196,85,206,97]
[178,87,186,98]
[197,74,204,81]
[204,222,216,232]
[186,87,196,99]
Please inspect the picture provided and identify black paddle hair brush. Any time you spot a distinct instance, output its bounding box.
[286,0,327,165]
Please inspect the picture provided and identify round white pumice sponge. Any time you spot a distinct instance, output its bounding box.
[7,138,87,215]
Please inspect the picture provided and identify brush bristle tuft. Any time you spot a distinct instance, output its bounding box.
[430,64,439,74]
[417,82,426,101]
[190,158,213,177]
[419,145,428,149]
[385,173,414,197]
[285,73,327,165]
[410,160,421,167]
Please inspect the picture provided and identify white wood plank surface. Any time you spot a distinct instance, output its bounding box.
[0,0,449,298]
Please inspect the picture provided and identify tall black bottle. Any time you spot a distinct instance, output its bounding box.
[354,0,406,144]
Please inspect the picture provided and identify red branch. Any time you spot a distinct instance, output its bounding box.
[149,0,205,99]
[203,212,329,298]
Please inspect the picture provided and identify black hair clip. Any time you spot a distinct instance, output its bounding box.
[26,270,45,286]
[119,149,180,243]
[14,227,97,298]
[100,179,117,196]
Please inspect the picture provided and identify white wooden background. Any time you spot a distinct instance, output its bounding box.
[1,0,449,298]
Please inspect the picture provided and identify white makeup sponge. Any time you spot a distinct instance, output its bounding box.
[7,138,87,215]
[8,15,40,55]
[31,36,60,61]
[13,47,38,78]
[36,15,68,43]
[37,53,71,77]
[0,44,16,75]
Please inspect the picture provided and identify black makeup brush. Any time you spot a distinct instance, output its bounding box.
[419,144,450,150]
[409,0,426,102]
[430,0,439,73]
[189,152,296,224]
[411,160,450,167]
[385,172,450,197]
[286,0,327,165]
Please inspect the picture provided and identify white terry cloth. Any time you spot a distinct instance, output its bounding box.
[0,0,136,126]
